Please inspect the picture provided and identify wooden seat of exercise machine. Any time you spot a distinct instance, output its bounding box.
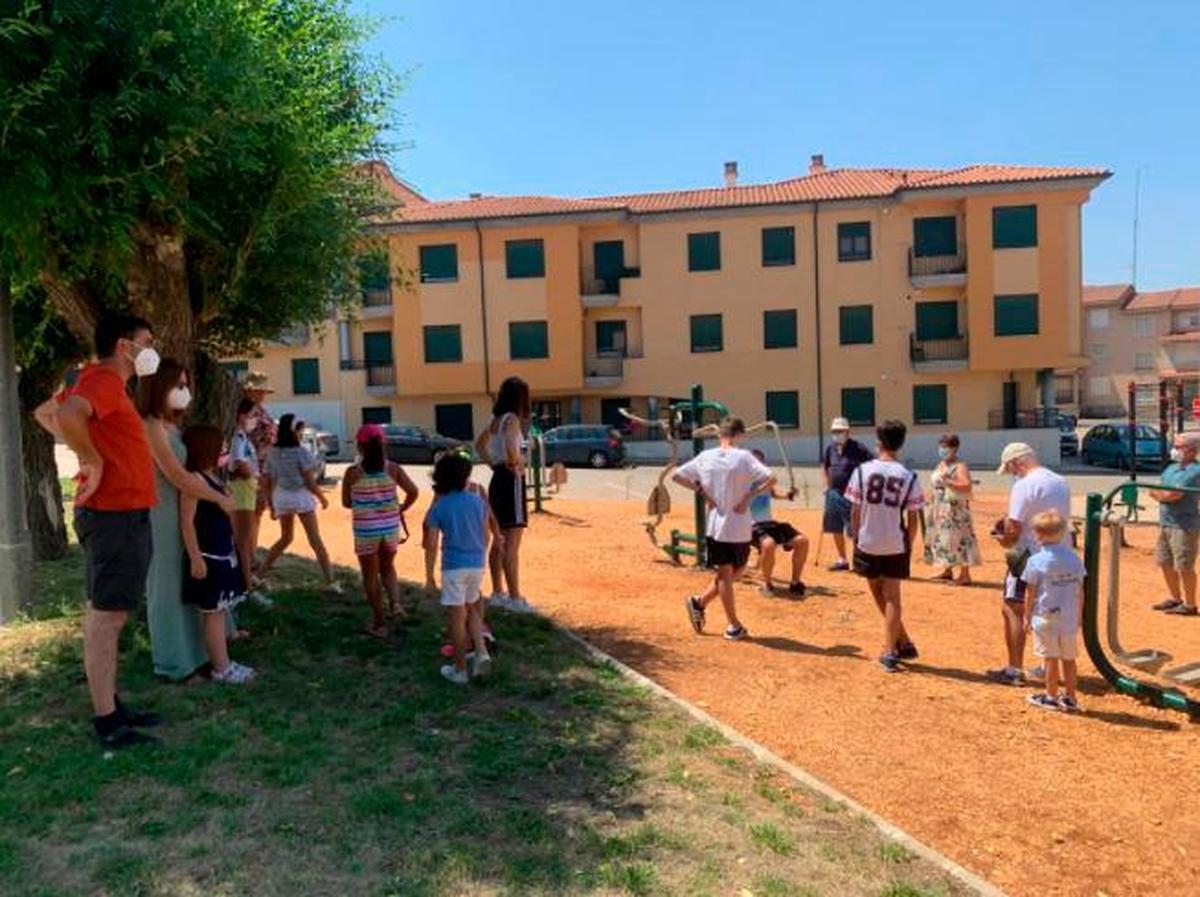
[647,485,671,516]
[1104,515,1173,672]
[1163,660,1200,688]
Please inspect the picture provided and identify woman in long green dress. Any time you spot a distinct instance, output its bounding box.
[137,361,235,680]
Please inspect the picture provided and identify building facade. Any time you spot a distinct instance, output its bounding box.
[231,158,1108,464]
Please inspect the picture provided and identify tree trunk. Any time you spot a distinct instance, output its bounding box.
[127,223,195,364]
[20,407,67,561]
[192,350,241,434]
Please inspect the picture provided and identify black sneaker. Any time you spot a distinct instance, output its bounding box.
[897,642,919,661]
[115,701,162,729]
[723,624,749,641]
[684,596,706,634]
[788,581,807,597]
[880,652,901,673]
[96,724,159,750]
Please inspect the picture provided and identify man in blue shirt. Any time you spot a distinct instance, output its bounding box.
[821,417,872,571]
[1149,433,1200,616]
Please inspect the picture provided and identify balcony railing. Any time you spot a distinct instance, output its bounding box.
[361,286,392,308]
[987,407,1060,430]
[580,266,641,296]
[585,354,623,378]
[909,333,969,364]
[340,359,396,387]
[908,245,967,279]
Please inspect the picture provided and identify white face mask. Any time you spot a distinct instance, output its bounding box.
[126,343,161,377]
[832,432,848,444]
[1170,448,1184,464]
[168,386,192,411]
[937,446,951,460]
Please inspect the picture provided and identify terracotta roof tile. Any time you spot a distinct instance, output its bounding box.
[386,195,627,224]
[1083,283,1134,306]
[1127,289,1180,311]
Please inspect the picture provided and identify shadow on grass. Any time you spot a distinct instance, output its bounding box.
[0,552,666,896]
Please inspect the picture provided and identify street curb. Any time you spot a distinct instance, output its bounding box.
[552,623,1009,897]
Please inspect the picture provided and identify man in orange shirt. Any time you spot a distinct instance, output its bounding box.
[40,315,162,748]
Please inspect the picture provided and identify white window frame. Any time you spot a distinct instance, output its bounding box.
[1134,352,1156,371]
[1132,315,1155,338]
[1088,377,1111,398]
[1088,308,1110,329]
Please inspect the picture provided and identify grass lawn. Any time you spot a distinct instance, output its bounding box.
[0,551,973,897]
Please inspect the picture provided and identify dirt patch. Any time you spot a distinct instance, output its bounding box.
[286,486,1200,897]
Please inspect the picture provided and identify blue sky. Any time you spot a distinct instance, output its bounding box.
[355,0,1198,289]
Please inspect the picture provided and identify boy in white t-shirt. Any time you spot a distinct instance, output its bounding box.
[846,419,925,672]
[1021,510,1085,712]
[673,417,775,641]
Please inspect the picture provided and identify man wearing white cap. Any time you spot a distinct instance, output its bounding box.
[988,442,1070,685]
[822,417,872,571]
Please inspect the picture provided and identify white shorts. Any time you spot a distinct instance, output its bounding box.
[273,487,317,516]
[440,568,484,607]
[1031,614,1078,660]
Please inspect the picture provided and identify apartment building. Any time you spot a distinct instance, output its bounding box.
[1081,283,1200,417]
[233,158,1108,463]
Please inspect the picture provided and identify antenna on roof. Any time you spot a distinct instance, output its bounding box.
[1131,168,1142,288]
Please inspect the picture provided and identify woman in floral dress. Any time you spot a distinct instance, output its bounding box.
[929,434,980,585]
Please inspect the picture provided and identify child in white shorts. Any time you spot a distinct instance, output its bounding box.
[424,451,503,685]
[1021,510,1085,712]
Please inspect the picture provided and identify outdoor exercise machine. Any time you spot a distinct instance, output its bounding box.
[620,383,803,567]
[1083,485,1200,719]
[525,426,568,514]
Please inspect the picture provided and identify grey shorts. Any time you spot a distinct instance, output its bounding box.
[1155,527,1199,571]
[75,508,152,612]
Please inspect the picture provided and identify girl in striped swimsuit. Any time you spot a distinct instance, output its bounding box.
[341,424,419,638]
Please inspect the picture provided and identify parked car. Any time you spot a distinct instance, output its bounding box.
[541,424,625,468]
[298,426,328,482]
[1080,423,1164,470]
[382,423,465,464]
[1058,413,1079,457]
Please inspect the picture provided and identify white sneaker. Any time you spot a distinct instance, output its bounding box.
[213,661,256,685]
[472,652,493,678]
[488,592,511,609]
[324,581,344,596]
[1028,665,1046,680]
[440,664,469,685]
[507,596,536,615]
[248,590,273,609]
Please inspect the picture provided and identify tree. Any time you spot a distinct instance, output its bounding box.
[0,0,397,369]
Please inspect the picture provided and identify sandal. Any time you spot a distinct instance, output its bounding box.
[364,623,390,640]
[1152,597,1183,611]
[213,662,256,685]
[1164,603,1198,616]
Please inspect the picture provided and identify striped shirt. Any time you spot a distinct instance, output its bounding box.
[351,466,402,542]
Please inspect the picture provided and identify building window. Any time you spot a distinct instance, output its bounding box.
[1054,375,1075,405]
[913,384,948,425]
[362,406,392,425]
[509,320,549,359]
[419,244,458,283]
[761,226,796,267]
[1088,308,1110,329]
[1088,377,1111,398]
[765,391,800,429]
[763,309,798,349]
[837,222,871,261]
[291,358,320,395]
[912,216,957,257]
[841,387,876,427]
[689,314,724,353]
[363,331,394,365]
[839,304,874,345]
[434,403,474,440]
[601,398,630,428]
[1133,315,1155,338]
[593,240,625,292]
[1088,343,1108,360]
[423,324,463,363]
[1135,352,1156,371]
[505,239,545,279]
[687,232,721,272]
[994,294,1039,336]
[992,204,1038,249]
[595,320,628,355]
[914,301,959,340]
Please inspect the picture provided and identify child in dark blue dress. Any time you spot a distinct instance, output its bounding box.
[181,425,254,685]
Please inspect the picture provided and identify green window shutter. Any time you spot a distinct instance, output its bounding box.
[362,406,392,425]
[837,222,871,261]
[761,226,796,267]
[600,398,630,427]
[505,239,545,278]
[841,387,875,427]
[913,216,957,257]
[913,384,948,424]
[992,205,1037,249]
[363,331,394,364]
[763,309,798,349]
[419,244,458,283]
[994,294,1039,336]
[689,314,723,352]
[510,320,549,359]
[423,325,463,363]
[687,232,721,272]
[839,305,874,345]
[765,391,800,429]
[291,358,320,395]
[593,240,625,290]
[915,301,959,340]
[595,320,627,354]
[434,403,474,440]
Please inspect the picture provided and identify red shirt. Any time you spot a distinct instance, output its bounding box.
[62,363,156,511]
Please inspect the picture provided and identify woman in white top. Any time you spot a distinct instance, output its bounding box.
[476,377,532,612]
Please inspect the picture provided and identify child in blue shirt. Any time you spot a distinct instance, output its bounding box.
[1021,510,1086,712]
[424,450,503,684]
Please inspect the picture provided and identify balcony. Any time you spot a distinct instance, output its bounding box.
[909,245,967,289]
[909,333,969,372]
[987,407,1060,430]
[584,353,625,388]
[580,266,641,308]
[340,359,396,394]
[359,285,393,319]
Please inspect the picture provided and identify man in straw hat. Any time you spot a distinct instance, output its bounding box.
[987,442,1070,686]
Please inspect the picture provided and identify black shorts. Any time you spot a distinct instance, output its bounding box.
[852,547,910,581]
[75,508,153,612]
[706,538,751,570]
[488,465,527,529]
[751,520,800,550]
